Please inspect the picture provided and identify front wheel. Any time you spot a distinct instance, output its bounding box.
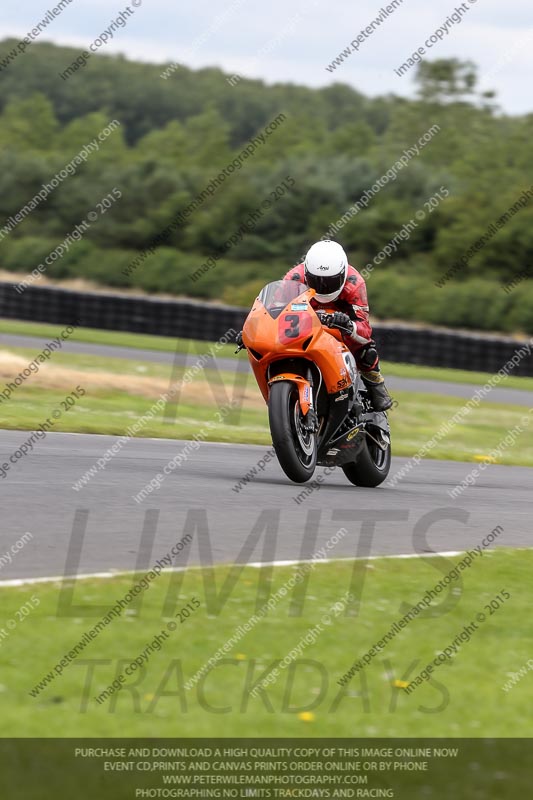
[341,434,391,487]
[268,381,317,483]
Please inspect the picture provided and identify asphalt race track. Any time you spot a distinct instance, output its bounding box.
[0,431,530,582]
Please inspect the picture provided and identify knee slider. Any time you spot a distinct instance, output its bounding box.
[359,345,378,369]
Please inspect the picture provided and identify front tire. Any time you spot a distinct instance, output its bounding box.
[268,381,317,483]
[341,434,391,487]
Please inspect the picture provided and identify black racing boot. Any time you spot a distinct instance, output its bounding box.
[360,370,393,412]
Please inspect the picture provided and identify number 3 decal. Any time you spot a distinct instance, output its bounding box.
[278,312,312,344]
[284,314,300,338]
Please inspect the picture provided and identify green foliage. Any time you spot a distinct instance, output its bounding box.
[0,94,59,151]
[414,58,478,104]
[368,269,532,334]
[0,41,531,333]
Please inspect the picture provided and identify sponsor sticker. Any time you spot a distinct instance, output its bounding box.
[335,392,348,402]
[291,303,308,310]
[346,427,360,441]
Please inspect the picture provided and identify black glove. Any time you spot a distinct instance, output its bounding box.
[234,331,244,353]
[329,311,353,333]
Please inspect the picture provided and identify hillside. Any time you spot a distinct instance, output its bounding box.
[0,40,532,333]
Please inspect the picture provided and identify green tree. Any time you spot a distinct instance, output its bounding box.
[0,93,58,151]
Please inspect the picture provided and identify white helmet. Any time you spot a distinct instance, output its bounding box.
[304,240,348,303]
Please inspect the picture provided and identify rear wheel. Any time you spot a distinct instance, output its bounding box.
[268,381,317,483]
[341,434,391,487]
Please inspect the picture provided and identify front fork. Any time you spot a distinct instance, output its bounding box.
[303,366,318,433]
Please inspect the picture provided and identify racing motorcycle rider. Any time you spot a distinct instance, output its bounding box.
[283,240,393,412]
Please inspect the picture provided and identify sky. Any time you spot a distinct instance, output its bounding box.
[1,0,532,114]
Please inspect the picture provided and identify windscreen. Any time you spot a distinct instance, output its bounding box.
[257,280,309,319]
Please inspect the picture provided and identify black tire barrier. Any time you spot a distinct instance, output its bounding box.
[372,323,533,377]
[1,282,532,376]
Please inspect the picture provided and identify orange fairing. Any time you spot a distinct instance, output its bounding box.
[242,282,352,403]
[268,374,311,416]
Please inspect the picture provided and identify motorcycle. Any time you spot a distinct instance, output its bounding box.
[238,280,391,486]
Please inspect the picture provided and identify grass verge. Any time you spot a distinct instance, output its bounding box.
[1,384,532,465]
[1,318,533,390]
[2,548,530,737]
[1,334,532,464]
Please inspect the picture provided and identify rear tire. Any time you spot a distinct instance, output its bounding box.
[341,435,391,487]
[268,381,317,483]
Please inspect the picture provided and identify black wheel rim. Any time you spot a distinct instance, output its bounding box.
[289,389,315,468]
[368,439,388,470]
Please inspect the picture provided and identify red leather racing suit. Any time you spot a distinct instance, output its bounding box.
[283,262,378,370]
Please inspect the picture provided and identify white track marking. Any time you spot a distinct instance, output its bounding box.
[0,548,520,587]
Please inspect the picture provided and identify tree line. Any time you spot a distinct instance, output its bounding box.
[0,40,532,334]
